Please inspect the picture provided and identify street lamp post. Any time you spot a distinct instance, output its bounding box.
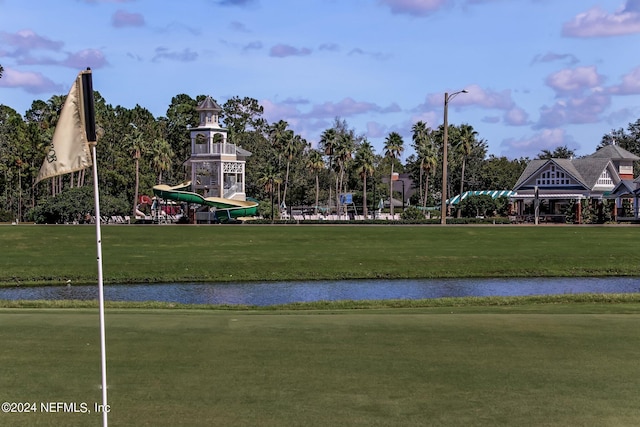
[440,90,468,225]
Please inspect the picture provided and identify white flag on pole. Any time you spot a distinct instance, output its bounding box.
[35,71,93,183]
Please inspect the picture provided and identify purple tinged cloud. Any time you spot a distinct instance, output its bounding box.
[0,30,63,55]
[306,98,383,118]
[379,0,448,16]
[608,66,640,95]
[0,67,63,94]
[501,129,577,157]
[62,49,108,69]
[112,10,145,28]
[424,84,514,110]
[545,66,603,96]
[563,1,640,37]
[625,0,640,12]
[269,44,312,58]
[152,47,198,62]
[217,0,256,6]
[504,107,529,126]
[536,92,611,129]
[242,41,263,52]
[531,52,579,65]
[319,43,340,52]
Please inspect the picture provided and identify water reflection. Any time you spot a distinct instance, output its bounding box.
[1,277,639,306]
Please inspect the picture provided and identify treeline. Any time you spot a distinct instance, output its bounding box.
[1,88,639,223]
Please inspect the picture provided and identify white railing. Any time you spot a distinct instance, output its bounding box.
[193,143,237,156]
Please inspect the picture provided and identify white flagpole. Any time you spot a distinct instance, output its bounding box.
[91,142,108,426]
[82,69,108,427]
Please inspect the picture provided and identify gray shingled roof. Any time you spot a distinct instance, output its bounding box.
[513,158,589,189]
[611,179,638,196]
[588,144,640,160]
[514,155,619,191]
[513,159,546,188]
[571,157,613,188]
[196,96,222,112]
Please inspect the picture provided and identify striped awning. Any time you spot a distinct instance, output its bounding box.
[447,190,515,205]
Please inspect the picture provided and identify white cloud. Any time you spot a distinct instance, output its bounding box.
[563,4,640,37]
[545,66,604,95]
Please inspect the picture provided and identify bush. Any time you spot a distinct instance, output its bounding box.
[28,187,130,224]
[458,195,496,218]
[400,206,426,221]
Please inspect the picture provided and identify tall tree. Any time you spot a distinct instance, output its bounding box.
[600,119,640,175]
[334,132,355,213]
[281,132,304,208]
[221,96,266,143]
[125,124,146,217]
[383,131,404,217]
[268,120,290,208]
[149,138,174,184]
[306,149,325,214]
[411,121,437,208]
[454,124,478,217]
[165,94,198,182]
[319,128,338,209]
[354,140,375,218]
[536,145,575,160]
[478,155,528,190]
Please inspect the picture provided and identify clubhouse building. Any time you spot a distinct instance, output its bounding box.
[511,145,640,223]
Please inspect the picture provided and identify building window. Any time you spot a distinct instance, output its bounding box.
[536,166,570,186]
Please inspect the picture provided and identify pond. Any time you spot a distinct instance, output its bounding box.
[1,277,639,306]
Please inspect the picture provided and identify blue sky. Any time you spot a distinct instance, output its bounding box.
[1,0,640,160]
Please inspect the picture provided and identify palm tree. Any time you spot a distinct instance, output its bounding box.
[125,125,145,217]
[421,146,438,209]
[334,132,355,216]
[280,130,298,209]
[383,132,404,218]
[412,121,431,207]
[306,149,325,214]
[454,124,477,217]
[149,138,174,184]
[319,128,338,211]
[256,162,279,221]
[354,141,375,218]
[268,120,290,207]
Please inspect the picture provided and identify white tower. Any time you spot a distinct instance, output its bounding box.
[186,96,251,200]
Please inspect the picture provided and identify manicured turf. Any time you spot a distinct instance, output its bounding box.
[2,224,640,286]
[2,307,640,427]
[3,224,640,426]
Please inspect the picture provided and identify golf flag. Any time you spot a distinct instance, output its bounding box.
[35,70,95,183]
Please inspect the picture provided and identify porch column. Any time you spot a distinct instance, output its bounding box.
[576,198,582,224]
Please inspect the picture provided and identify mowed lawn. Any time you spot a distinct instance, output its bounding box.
[2,307,640,427]
[2,224,640,285]
[2,224,640,426]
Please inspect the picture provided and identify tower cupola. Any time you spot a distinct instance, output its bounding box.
[196,96,223,129]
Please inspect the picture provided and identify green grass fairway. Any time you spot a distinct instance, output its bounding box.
[3,225,640,426]
[2,307,640,426]
[2,224,640,285]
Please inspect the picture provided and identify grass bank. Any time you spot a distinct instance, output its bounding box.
[2,307,640,426]
[2,224,640,286]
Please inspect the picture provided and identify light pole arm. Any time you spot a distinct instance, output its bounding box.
[440,92,449,225]
[440,89,467,225]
